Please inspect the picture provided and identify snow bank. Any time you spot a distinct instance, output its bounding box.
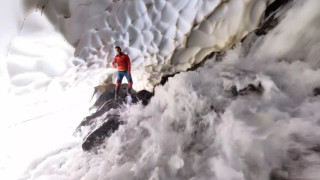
[0,0,22,97]
[7,11,74,91]
[0,83,93,180]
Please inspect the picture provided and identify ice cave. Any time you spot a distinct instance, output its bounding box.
[1,0,320,179]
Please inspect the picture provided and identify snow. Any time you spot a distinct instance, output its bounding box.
[0,84,93,179]
[1,0,320,180]
[0,0,22,97]
[7,11,74,87]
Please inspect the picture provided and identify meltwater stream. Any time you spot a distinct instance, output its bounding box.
[1,0,320,180]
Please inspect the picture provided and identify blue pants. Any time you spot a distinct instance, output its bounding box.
[116,70,132,84]
[115,71,133,97]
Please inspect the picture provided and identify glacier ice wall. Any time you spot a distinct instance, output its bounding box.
[30,0,268,90]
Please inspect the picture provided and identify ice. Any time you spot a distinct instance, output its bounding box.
[1,0,266,94]
[29,0,267,91]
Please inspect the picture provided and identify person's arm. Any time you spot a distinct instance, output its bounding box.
[127,55,131,74]
[112,57,117,68]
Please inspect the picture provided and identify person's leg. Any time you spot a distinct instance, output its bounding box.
[115,71,124,99]
[124,71,133,94]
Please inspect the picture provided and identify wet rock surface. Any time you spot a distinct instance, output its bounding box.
[226,82,264,97]
[242,0,294,55]
[136,90,154,106]
[313,87,320,96]
[82,115,125,151]
[160,51,226,86]
[256,0,293,36]
[76,83,153,151]
[264,0,293,19]
[237,82,264,96]
[90,84,138,110]
[270,169,289,180]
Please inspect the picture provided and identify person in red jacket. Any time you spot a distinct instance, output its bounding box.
[112,46,133,99]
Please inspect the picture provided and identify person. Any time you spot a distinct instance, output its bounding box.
[112,46,133,99]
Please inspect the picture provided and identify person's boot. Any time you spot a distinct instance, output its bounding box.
[127,86,132,95]
[127,81,133,95]
[115,88,119,99]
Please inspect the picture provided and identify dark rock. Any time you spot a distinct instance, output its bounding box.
[256,0,293,36]
[255,14,280,36]
[77,83,154,151]
[241,0,294,55]
[264,0,293,18]
[223,80,264,98]
[270,169,289,180]
[313,87,320,96]
[91,84,137,109]
[238,82,264,96]
[136,90,154,105]
[230,85,238,97]
[160,74,175,85]
[82,115,125,151]
[309,145,320,152]
[188,51,226,71]
[203,51,226,62]
[76,99,123,130]
[160,51,226,86]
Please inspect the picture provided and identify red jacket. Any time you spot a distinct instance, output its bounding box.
[112,53,131,72]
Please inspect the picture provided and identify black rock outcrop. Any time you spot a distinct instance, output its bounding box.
[313,87,320,96]
[76,83,153,151]
[82,115,125,151]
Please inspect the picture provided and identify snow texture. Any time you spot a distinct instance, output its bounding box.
[20,0,267,91]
